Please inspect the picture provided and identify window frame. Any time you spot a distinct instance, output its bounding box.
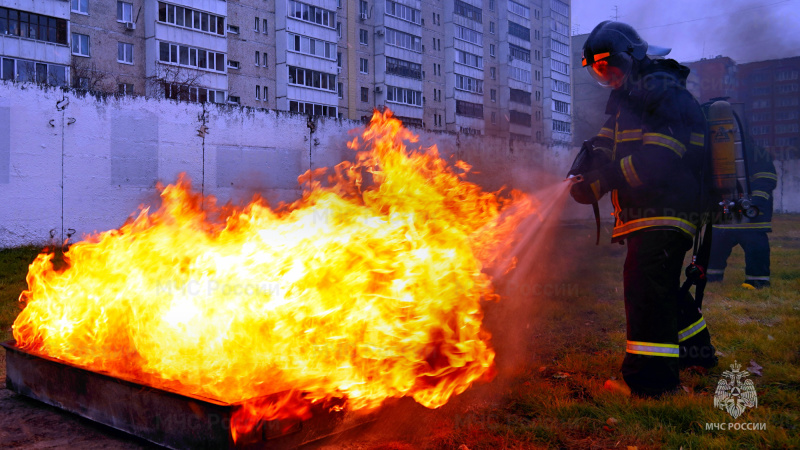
[72,33,90,57]
[117,42,134,64]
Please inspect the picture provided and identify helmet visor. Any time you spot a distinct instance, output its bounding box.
[586,52,633,88]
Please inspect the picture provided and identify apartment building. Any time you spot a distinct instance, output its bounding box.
[0,0,70,86]
[541,0,571,144]
[737,57,800,153]
[1,0,572,142]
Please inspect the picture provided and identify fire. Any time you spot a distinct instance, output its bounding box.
[12,110,532,439]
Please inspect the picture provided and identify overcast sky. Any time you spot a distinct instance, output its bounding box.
[571,0,800,64]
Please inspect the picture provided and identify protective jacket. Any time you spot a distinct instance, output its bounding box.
[590,59,708,242]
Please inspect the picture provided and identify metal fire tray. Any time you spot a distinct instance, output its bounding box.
[2,340,375,449]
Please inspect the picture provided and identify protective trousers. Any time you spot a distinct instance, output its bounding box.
[621,230,714,397]
[707,228,771,285]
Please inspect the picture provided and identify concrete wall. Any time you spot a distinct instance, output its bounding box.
[0,81,575,248]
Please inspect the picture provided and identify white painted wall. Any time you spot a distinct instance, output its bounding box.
[0,81,795,249]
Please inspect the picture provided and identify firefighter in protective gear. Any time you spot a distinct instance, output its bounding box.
[571,21,716,397]
[707,148,777,289]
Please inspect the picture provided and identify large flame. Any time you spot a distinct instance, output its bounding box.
[12,111,531,439]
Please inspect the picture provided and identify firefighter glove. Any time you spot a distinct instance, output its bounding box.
[570,164,623,205]
[570,173,605,204]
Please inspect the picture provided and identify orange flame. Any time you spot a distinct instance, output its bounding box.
[13,110,531,439]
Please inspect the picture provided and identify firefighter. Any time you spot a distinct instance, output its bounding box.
[707,148,778,289]
[570,21,716,397]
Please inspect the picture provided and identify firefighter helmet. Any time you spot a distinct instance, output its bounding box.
[582,21,671,88]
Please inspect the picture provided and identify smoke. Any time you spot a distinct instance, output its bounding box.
[575,0,800,64]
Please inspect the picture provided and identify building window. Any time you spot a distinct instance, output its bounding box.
[256,85,261,100]
[490,44,495,57]
[453,0,482,24]
[455,25,482,46]
[0,57,67,86]
[117,42,133,64]
[510,88,531,105]
[263,86,268,101]
[385,28,422,52]
[118,83,134,95]
[455,74,483,94]
[489,0,495,11]
[508,109,531,127]
[386,0,421,24]
[262,52,268,67]
[338,82,343,98]
[387,86,423,106]
[490,89,496,102]
[289,100,336,117]
[552,99,570,114]
[255,51,260,66]
[288,33,336,61]
[508,21,531,41]
[158,2,225,35]
[72,0,88,14]
[535,90,541,101]
[510,43,531,62]
[288,66,337,92]
[551,0,569,17]
[510,66,531,83]
[337,52,342,67]
[228,60,240,69]
[158,41,225,72]
[163,83,225,103]
[72,33,90,57]
[289,0,336,28]
[361,87,369,102]
[508,0,531,19]
[455,100,483,118]
[337,21,342,38]
[229,96,240,104]
[455,49,483,69]
[552,79,570,94]
[360,28,368,45]
[360,58,368,74]
[0,7,68,45]
[263,18,268,33]
[228,24,239,34]
[553,120,571,133]
[117,2,133,22]
[490,67,496,79]
[386,57,422,79]
[490,21,495,34]
[360,0,369,18]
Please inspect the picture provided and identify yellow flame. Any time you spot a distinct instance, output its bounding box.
[13,110,532,439]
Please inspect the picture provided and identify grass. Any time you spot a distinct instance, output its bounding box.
[0,245,43,342]
[423,215,800,449]
[0,217,798,449]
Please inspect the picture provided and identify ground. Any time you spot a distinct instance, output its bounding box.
[1,216,798,449]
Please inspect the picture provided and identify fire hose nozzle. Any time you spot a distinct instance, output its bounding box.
[566,175,584,184]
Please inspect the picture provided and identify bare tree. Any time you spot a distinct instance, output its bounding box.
[145,63,207,102]
[70,59,115,94]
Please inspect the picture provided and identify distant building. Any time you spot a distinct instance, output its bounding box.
[570,32,606,146]
[737,57,800,153]
[684,56,737,103]
[1,0,576,143]
[684,55,800,156]
[541,0,571,144]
